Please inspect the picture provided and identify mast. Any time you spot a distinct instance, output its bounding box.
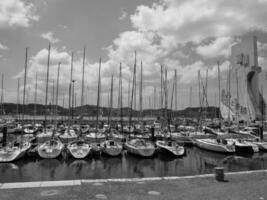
[119,63,123,133]
[128,78,131,108]
[81,47,86,107]
[170,71,175,121]
[17,78,20,120]
[55,62,61,127]
[0,73,4,115]
[235,68,240,129]
[70,52,74,120]
[96,58,101,131]
[217,61,221,126]
[174,69,177,111]
[34,73,38,124]
[22,47,28,126]
[139,61,143,121]
[228,64,231,124]
[164,68,168,127]
[160,65,163,117]
[108,74,114,125]
[44,43,51,132]
[52,80,55,124]
[190,86,192,107]
[129,51,136,127]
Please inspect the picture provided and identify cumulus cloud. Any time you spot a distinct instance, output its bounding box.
[131,0,267,44]
[0,0,39,28]
[41,32,59,44]
[195,37,235,58]
[0,43,8,50]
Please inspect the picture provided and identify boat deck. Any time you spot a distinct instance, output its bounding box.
[1,169,267,200]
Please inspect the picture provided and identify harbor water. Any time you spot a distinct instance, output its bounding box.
[1,147,267,183]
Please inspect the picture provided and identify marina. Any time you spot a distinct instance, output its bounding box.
[1,0,267,199]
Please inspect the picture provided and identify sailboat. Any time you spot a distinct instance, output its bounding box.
[125,138,155,157]
[100,140,122,156]
[155,140,185,156]
[0,48,31,162]
[37,44,64,159]
[67,47,92,159]
[85,58,106,146]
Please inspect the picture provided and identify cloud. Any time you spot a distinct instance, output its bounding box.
[0,43,8,50]
[0,0,39,28]
[195,37,235,58]
[131,0,267,44]
[41,32,59,44]
[119,9,127,21]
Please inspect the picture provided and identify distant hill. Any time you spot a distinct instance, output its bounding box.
[0,103,220,118]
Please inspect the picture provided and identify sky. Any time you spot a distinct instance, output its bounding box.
[1,0,267,110]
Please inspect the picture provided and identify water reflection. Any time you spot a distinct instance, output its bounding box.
[1,148,267,182]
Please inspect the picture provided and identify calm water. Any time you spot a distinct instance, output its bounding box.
[1,147,267,183]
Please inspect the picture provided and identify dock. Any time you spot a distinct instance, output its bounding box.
[1,169,267,200]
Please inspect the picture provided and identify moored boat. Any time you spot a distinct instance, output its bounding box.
[156,140,185,156]
[0,141,31,162]
[125,139,155,157]
[195,138,235,153]
[101,140,123,157]
[226,139,259,153]
[67,140,91,159]
[37,139,64,159]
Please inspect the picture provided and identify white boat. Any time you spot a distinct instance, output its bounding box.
[36,129,54,144]
[59,129,77,144]
[85,132,106,143]
[195,139,235,153]
[101,140,123,157]
[37,139,64,159]
[23,124,37,134]
[0,142,31,162]
[156,140,185,156]
[67,140,91,159]
[125,139,155,157]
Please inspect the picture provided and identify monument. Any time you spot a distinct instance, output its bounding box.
[220,36,265,121]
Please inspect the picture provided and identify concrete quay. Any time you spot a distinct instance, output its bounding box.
[1,170,267,200]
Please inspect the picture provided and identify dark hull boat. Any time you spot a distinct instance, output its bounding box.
[67,140,91,159]
[156,140,185,157]
[227,139,259,153]
[37,139,64,159]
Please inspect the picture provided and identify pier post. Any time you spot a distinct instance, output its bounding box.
[214,167,225,182]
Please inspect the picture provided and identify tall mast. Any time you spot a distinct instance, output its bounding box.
[1,73,4,115]
[174,69,177,111]
[34,72,38,124]
[129,51,136,127]
[128,78,131,108]
[81,47,86,107]
[160,65,163,116]
[55,62,61,126]
[217,61,221,126]
[228,64,231,124]
[17,78,20,120]
[52,80,55,123]
[22,47,28,126]
[96,58,101,131]
[164,68,168,126]
[70,52,74,120]
[108,74,114,125]
[170,71,175,120]
[153,87,156,110]
[119,63,123,133]
[44,43,51,131]
[139,61,143,121]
